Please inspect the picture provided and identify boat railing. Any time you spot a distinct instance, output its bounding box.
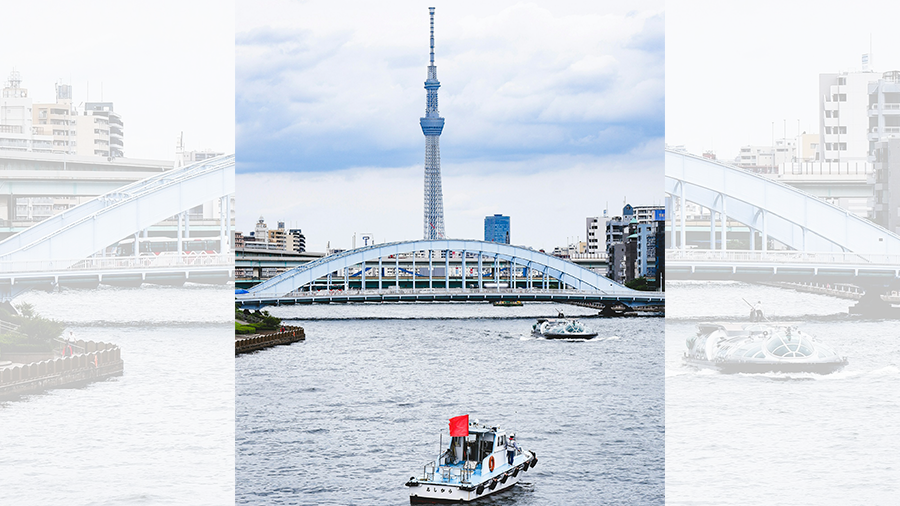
[422,461,475,484]
[422,462,436,481]
[440,465,473,484]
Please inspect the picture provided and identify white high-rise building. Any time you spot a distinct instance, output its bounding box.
[818,70,878,163]
[585,214,607,254]
[76,102,123,158]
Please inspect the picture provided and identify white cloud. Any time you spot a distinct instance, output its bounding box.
[236,0,664,168]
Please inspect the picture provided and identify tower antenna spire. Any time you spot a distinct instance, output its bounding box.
[429,6,435,64]
[420,6,446,240]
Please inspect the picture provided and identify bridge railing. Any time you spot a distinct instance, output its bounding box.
[0,252,233,274]
[245,287,664,299]
[666,249,900,265]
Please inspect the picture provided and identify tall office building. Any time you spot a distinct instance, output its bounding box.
[288,229,307,253]
[867,71,900,231]
[32,83,76,154]
[420,7,446,240]
[484,214,510,244]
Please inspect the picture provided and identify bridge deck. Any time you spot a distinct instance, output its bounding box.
[237,289,665,309]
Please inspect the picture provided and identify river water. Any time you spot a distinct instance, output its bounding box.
[0,285,234,505]
[236,303,664,505]
[665,281,900,505]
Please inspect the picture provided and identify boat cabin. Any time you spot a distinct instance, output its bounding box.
[443,426,502,467]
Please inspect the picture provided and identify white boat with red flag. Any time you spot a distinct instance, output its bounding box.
[405,415,538,503]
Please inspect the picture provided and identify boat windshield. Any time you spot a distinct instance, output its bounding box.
[764,329,814,358]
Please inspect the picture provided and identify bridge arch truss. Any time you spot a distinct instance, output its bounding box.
[239,239,661,307]
[0,154,235,271]
[665,149,900,256]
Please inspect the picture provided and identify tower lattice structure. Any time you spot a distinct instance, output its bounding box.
[420,6,446,240]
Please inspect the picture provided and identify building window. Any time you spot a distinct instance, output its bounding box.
[825,143,832,151]
[825,127,832,134]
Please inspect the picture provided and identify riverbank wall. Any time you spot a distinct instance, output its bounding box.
[235,326,305,355]
[0,341,124,400]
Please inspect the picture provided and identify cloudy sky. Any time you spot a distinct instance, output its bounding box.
[236,0,664,252]
[1,0,234,160]
[667,0,900,161]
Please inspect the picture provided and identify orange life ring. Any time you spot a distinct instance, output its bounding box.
[488,456,495,472]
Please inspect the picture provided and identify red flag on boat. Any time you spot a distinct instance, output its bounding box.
[449,415,469,437]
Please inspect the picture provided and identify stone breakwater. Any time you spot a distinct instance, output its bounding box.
[0,340,124,400]
[235,326,305,355]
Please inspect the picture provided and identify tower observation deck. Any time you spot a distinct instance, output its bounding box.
[421,6,446,240]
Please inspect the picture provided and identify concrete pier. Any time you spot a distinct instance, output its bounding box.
[0,340,124,400]
[235,326,305,355]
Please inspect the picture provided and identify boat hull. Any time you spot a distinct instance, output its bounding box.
[408,453,536,503]
[683,356,848,374]
[409,473,519,503]
[533,330,598,339]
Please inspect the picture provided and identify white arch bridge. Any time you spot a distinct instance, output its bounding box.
[0,154,235,301]
[665,149,900,285]
[236,239,664,309]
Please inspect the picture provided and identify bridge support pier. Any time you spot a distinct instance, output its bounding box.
[849,286,900,317]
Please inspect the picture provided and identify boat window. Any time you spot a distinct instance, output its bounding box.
[479,438,494,460]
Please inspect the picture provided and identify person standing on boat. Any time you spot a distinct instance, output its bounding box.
[505,435,520,466]
[66,330,75,357]
[755,301,765,321]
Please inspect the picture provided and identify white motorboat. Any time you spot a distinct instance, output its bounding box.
[405,417,537,503]
[684,322,848,374]
[532,316,597,339]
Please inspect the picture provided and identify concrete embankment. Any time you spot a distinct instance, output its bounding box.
[0,340,124,400]
[760,282,863,300]
[568,300,665,316]
[235,326,305,355]
[234,326,306,355]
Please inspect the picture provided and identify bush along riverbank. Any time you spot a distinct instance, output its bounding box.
[235,309,304,355]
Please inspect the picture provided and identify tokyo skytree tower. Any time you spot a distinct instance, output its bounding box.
[420,7,446,240]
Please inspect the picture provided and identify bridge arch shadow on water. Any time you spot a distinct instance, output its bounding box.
[236,239,664,310]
